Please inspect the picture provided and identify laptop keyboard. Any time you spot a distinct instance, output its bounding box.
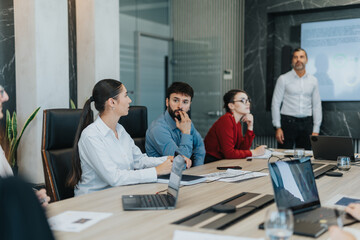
[140,194,172,208]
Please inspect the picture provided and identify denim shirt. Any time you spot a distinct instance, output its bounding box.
[146,111,205,166]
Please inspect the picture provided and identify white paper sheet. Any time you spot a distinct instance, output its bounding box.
[173,230,264,240]
[246,149,272,159]
[269,151,286,156]
[283,149,313,155]
[48,211,113,232]
[202,169,268,182]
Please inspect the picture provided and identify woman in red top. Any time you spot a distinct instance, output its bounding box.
[204,89,266,163]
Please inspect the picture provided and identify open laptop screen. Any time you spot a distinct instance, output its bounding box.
[269,160,321,212]
[167,155,184,200]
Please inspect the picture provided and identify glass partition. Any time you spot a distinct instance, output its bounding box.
[172,38,222,137]
[119,0,170,125]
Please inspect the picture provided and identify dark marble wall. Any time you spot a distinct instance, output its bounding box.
[0,0,15,122]
[244,0,360,138]
[68,0,77,107]
[0,0,77,114]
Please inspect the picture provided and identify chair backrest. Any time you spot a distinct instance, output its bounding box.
[41,109,83,202]
[118,106,148,153]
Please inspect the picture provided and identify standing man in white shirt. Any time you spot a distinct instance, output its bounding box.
[271,48,322,150]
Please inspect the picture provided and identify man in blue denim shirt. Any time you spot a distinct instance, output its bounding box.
[146,82,205,166]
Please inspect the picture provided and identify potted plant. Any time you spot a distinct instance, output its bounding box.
[5,107,41,171]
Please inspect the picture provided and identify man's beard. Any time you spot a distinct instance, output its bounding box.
[168,107,182,121]
[292,61,305,71]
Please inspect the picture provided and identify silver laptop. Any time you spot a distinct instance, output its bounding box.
[122,155,184,210]
[310,135,355,161]
[269,160,356,237]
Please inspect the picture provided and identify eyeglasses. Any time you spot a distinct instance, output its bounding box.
[0,86,4,98]
[233,98,251,104]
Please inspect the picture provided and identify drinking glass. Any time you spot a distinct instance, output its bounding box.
[293,148,305,159]
[265,208,294,240]
[337,156,351,171]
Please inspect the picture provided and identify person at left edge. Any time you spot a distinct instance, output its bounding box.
[145,82,205,166]
[68,79,191,196]
[0,85,50,207]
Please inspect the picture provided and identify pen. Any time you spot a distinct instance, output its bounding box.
[334,209,343,228]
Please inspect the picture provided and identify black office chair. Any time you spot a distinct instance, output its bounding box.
[41,109,83,202]
[119,106,148,153]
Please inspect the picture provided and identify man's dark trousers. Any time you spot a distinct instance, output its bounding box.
[278,114,313,150]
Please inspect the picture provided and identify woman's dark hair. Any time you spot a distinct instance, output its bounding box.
[223,89,249,113]
[0,125,9,161]
[68,79,123,188]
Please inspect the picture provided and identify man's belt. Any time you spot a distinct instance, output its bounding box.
[281,114,312,122]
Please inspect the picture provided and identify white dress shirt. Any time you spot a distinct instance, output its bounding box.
[75,116,167,196]
[342,227,360,240]
[0,146,13,178]
[271,69,322,133]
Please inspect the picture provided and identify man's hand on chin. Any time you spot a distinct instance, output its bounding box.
[175,111,191,134]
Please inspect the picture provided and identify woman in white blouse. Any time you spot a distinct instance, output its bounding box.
[68,79,191,196]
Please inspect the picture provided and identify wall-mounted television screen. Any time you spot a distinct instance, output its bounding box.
[301,18,360,101]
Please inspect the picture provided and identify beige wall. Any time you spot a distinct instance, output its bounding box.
[13,0,121,183]
[76,0,120,108]
[14,0,69,183]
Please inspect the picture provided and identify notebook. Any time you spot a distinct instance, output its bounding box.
[122,154,184,210]
[310,135,355,161]
[268,160,356,237]
[157,174,206,186]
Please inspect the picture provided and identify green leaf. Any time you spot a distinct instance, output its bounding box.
[5,110,12,140]
[70,99,76,109]
[5,107,41,167]
[9,138,17,167]
[15,107,41,151]
[11,111,17,140]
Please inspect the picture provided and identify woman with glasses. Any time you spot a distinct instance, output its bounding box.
[68,79,191,196]
[204,89,266,163]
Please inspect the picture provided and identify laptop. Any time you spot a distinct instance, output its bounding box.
[122,154,184,210]
[268,160,356,237]
[310,135,355,161]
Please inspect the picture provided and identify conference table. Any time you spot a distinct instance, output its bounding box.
[46,156,360,240]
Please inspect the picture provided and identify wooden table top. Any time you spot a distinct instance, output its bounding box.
[46,157,360,240]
